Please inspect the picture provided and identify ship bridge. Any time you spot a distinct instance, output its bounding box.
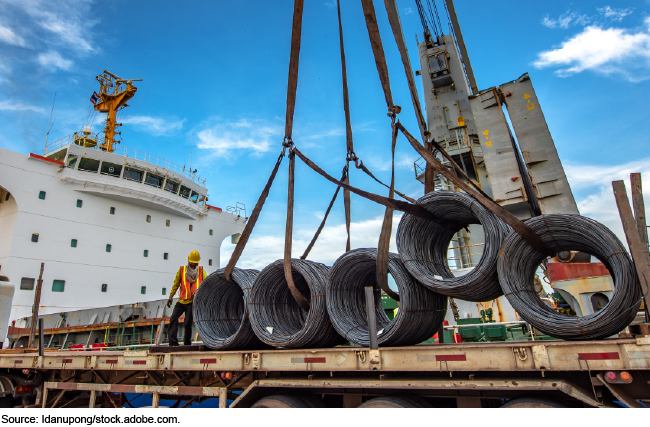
[44,137,213,220]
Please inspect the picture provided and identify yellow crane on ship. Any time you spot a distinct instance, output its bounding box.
[92,70,142,153]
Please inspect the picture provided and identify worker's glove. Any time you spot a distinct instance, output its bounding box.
[166,298,173,308]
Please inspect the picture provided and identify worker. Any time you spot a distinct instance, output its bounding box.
[166,251,207,346]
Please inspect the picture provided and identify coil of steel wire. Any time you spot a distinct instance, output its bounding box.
[193,267,268,350]
[498,214,642,340]
[327,248,447,347]
[396,191,511,301]
[248,259,345,349]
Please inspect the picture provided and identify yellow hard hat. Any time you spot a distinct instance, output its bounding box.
[188,251,201,263]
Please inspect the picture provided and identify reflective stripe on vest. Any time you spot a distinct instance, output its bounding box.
[179,265,204,300]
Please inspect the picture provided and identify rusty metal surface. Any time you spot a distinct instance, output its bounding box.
[4,338,648,373]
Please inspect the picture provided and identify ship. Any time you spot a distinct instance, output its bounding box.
[0,70,246,344]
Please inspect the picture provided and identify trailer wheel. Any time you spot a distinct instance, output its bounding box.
[0,396,14,408]
[358,395,431,408]
[251,393,322,408]
[501,397,565,408]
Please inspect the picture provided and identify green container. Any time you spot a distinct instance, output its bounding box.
[460,326,483,342]
[483,324,508,341]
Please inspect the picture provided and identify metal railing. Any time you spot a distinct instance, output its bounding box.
[45,135,206,186]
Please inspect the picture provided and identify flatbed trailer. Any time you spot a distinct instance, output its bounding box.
[1,336,649,408]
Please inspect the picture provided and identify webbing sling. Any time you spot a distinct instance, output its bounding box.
[293,148,459,231]
[360,0,403,298]
[301,166,348,260]
[224,149,286,282]
[285,149,310,311]
[337,0,353,253]
[284,0,304,141]
[383,0,428,143]
[282,0,311,311]
[397,122,549,254]
[376,121,400,301]
[360,0,397,113]
[357,161,416,203]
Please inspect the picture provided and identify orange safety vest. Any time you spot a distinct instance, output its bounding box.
[179,265,204,301]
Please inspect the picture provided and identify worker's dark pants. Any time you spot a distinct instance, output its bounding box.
[168,302,193,346]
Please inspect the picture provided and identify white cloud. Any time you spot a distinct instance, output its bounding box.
[542,10,590,29]
[196,118,282,157]
[404,7,413,15]
[565,158,650,245]
[0,24,27,47]
[4,0,97,53]
[37,50,72,71]
[598,6,633,22]
[0,99,45,113]
[121,115,186,137]
[220,214,402,270]
[324,1,336,9]
[534,18,650,81]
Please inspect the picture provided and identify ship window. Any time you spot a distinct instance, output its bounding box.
[52,280,65,292]
[427,53,448,74]
[71,239,77,248]
[166,219,170,227]
[100,162,122,177]
[20,278,35,291]
[189,191,199,203]
[31,233,39,243]
[208,259,212,266]
[162,287,167,296]
[209,229,213,236]
[110,207,115,215]
[143,249,149,257]
[106,244,112,253]
[0,276,9,282]
[141,286,146,295]
[146,215,151,223]
[38,191,46,200]
[78,158,100,173]
[189,224,193,232]
[164,180,179,194]
[179,185,191,199]
[164,253,169,260]
[4,193,9,201]
[123,167,144,183]
[66,155,78,169]
[76,199,83,208]
[144,173,164,188]
[101,284,107,293]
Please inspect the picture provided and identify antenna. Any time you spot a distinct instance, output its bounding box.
[35,92,58,154]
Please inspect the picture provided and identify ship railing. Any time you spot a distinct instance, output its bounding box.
[448,242,485,269]
[44,136,206,186]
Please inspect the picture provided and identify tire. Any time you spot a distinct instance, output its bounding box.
[0,396,14,408]
[358,395,431,408]
[296,393,326,408]
[501,397,566,408]
[251,394,312,408]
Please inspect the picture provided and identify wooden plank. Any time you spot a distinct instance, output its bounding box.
[27,263,44,348]
[612,180,650,321]
[630,173,650,265]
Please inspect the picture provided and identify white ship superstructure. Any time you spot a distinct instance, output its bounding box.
[0,142,245,328]
[0,70,246,331]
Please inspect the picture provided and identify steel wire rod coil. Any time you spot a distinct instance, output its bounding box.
[193,267,268,350]
[396,191,511,301]
[498,214,642,340]
[327,248,447,347]
[248,259,345,349]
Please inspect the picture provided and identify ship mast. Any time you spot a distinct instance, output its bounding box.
[93,70,142,153]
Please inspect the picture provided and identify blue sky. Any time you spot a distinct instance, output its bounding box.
[1,0,649,269]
